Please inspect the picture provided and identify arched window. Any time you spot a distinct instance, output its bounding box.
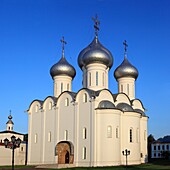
[67,83,69,91]
[89,72,91,86]
[83,128,87,139]
[65,98,69,106]
[48,131,51,142]
[61,82,63,93]
[82,147,86,159]
[83,93,87,103]
[107,125,112,138]
[96,71,98,86]
[49,102,52,110]
[130,128,133,143]
[35,105,39,112]
[35,133,38,143]
[64,130,68,140]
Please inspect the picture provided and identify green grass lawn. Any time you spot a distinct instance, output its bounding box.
[0,159,170,170]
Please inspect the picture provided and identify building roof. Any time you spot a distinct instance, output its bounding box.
[0,130,24,135]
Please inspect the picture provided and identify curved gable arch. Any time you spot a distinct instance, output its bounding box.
[96,89,114,104]
[28,100,43,114]
[132,99,145,111]
[56,91,75,108]
[43,96,57,111]
[75,88,93,103]
[115,93,131,105]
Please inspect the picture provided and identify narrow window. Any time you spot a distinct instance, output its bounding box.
[154,145,156,150]
[0,139,2,143]
[144,130,146,140]
[167,145,169,150]
[49,102,52,110]
[82,147,86,159]
[65,98,69,106]
[127,84,129,95]
[116,127,119,138]
[35,134,38,143]
[96,72,98,86]
[102,72,104,86]
[89,72,91,86]
[64,130,68,140]
[67,83,69,91]
[21,147,23,151]
[158,145,160,150]
[136,128,139,143]
[130,128,133,143]
[11,127,13,130]
[83,128,87,139]
[107,125,112,138]
[48,132,51,142]
[121,85,123,92]
[83,93,87,103]
[8,127,10,130]
[154,153,156,157]
[61,83,63,93]
[162,145,164,150]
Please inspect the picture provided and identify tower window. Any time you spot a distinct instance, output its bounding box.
[144,130,146,140]
[82,147,86,159]
[67,83,69,91]
[127,84,129,95]
[61,83,63,93]
[102,72,104,86]
[89,72,91,86]
[130,128,133,143]
[96,72,98,86]
[107,125,112,138]
[121,85,123,92]
[136,128,139,143]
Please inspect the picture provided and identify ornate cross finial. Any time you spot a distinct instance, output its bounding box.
[92,14,100,37]
[123,40,128,53]
[60,36,67,57]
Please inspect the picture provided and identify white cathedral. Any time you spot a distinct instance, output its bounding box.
[27,17,148,167]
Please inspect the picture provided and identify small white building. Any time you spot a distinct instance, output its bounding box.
[0,114,27,166]
[27,18,148,167]
[151,136,170,159]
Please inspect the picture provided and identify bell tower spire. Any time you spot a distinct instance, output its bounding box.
[6,110,14,131]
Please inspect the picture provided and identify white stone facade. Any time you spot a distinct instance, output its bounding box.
[27,29,148,167]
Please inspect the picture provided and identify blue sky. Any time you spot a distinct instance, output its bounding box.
[0,0,170,139]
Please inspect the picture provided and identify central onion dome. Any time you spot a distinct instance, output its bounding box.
[114,56,138,80]
[78,36,113,69]
[50,37,76,79]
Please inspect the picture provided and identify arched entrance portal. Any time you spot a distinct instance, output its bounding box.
[56,141,74,164]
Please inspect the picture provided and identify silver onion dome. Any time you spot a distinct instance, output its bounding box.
[50,37,76,79]
[50,56,76,79]
[78,37,113,69]
[114,56,138,80]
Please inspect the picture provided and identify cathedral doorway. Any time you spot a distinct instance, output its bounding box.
[56,141,74,164]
